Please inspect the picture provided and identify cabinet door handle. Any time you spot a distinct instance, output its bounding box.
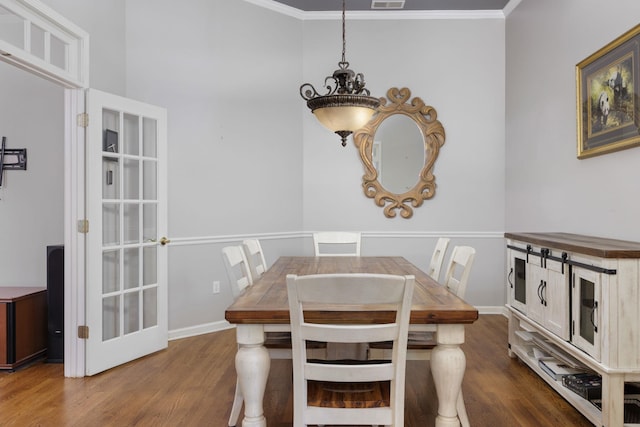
[537,280,544,304]
[542,280,547,306]
[591,301,598,333]
[508,267,514,288]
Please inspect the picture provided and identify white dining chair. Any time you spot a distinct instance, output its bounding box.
[287,272,415,427]
[222,245,253,299]
[441,245,476,301]
[368,245,476,427]
[222,245,325,427]
[242,239,268,280]
[427,237,450,282]
[313,231,366,359]
[312,231,361,256]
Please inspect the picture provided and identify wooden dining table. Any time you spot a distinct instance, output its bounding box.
[225,256,479,427]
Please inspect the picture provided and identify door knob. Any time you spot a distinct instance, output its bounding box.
[160,237,171,246]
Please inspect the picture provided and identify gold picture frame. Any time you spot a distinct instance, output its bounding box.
[577,24,640,159]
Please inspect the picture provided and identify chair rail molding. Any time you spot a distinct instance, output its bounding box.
[167,230,503,247]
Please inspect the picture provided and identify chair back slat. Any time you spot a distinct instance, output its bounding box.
[222,245,253,298]
[427,237,450,282]
[313,231,361,256]
[242,239,268,280]
[442,245,476,299]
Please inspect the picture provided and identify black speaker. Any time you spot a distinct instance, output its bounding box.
[46,245,64,363]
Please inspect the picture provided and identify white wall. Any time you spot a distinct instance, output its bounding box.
[506,0,640,241]
[0,62,63,286]
[301,18,506,307]
[124,0,305,329]
[0,0,127,287]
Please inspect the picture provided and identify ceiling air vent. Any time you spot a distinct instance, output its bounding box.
[371,1,405,9]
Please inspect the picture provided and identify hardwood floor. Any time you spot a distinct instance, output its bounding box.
[0,315,593,426]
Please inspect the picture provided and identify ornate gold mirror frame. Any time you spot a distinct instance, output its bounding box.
[353,87,445,218]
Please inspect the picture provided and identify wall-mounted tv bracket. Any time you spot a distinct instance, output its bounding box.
[0,136,28,187]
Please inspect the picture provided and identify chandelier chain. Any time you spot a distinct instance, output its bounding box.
[341,0,346,64]
[298,0,380,147]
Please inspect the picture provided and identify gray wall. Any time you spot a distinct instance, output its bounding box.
[505,0,640,241]
[0,0,127,287]
[124,3,507,330]
[124,0,305,330]
[302,18,505,234]
[0,62,63,285]
[301,18,506,310]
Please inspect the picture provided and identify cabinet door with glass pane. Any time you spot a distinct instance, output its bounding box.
[86,89,167,376]
[507,247,528,314]
[571,266,601,362]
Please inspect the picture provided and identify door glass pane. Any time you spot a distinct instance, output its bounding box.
[103,296,120,341]
[123,203,140,244]
[143,118,157,157]
[102,109,120,136]
[123,158,140,200]
[123,247,140,290]
[143,204,157,243]
[514,258,526,304]
[102,203,120,246]
[102,159,119,199]
[144,246,157,286]
[30,24,45,60]
[124,291,140,334]
[103,250,120,293]
[579,277,595,344]
[143,160,157,200]
[123,113,139,155]
[143,287,158,328]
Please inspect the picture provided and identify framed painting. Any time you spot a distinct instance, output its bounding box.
[577,24,640,159]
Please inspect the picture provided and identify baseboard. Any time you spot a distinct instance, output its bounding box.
[476,305,508,316]
[169,320,234,341]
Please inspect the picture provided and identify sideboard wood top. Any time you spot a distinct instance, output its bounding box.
[0,287,46,302]
[505,232,640,258]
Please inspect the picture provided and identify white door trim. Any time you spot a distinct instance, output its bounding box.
[63,88,86,377]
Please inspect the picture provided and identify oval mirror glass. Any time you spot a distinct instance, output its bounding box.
[374,114,425,195]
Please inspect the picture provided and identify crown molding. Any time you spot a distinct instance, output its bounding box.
[503,0,522,17]
[243,0,514,20]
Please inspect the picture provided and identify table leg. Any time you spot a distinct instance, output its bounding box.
[235,325,271,427]
[431,324,466,427]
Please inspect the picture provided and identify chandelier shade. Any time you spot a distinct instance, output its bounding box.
[309,95,379,134]
[299,0,379,147]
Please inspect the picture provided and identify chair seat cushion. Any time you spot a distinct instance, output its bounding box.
[307,380,390,408]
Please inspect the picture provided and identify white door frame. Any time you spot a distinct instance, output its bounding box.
[64,88,87,377]
[0,0,90,377]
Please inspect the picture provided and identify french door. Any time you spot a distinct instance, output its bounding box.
[85,89,168,376]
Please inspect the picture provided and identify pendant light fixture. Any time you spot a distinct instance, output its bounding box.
[300,0,380,147]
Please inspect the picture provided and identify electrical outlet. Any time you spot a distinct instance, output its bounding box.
[213,281,220,294]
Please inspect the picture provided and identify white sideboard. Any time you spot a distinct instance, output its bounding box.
[505,232,640,427]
